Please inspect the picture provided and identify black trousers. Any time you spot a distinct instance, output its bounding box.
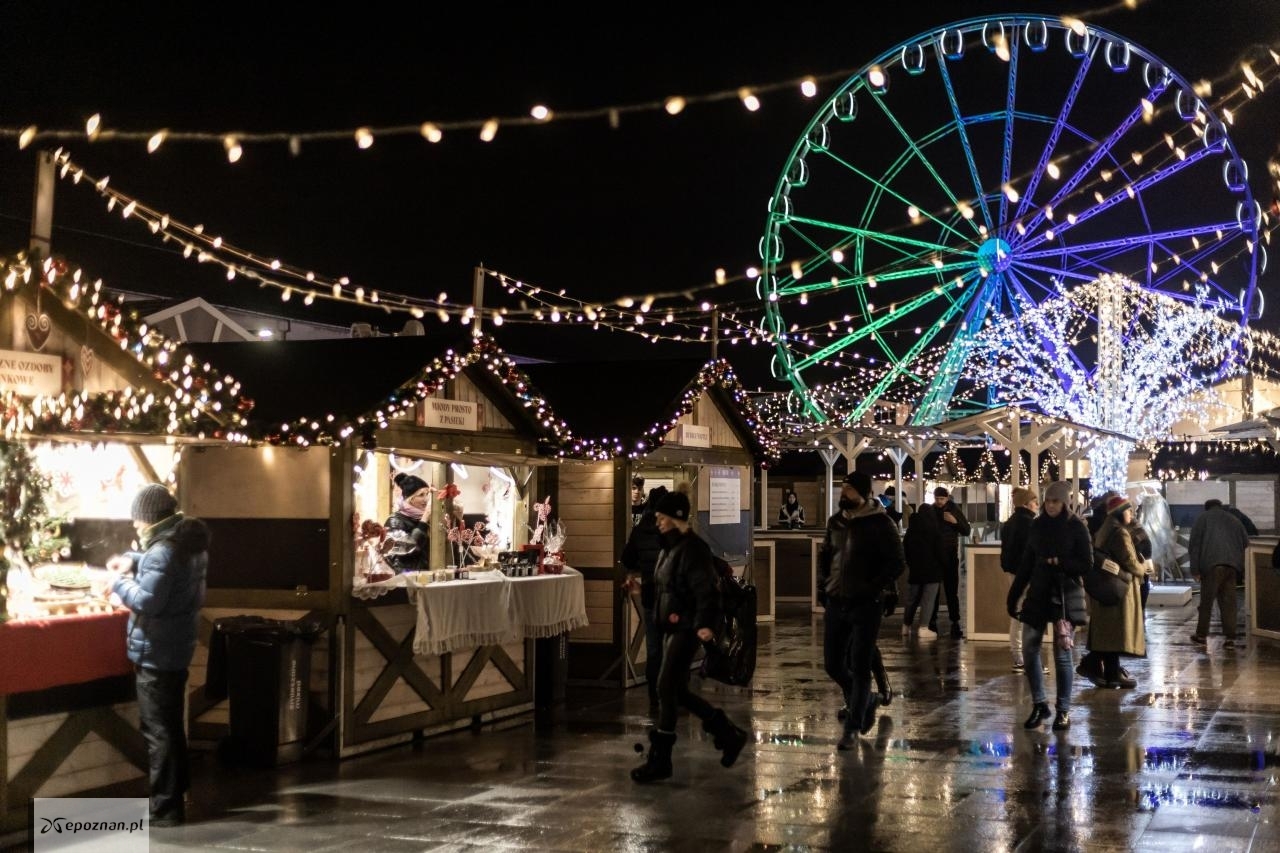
[642,604,664,705]
[136,666,189,820]
[931,558,961,627]
[823,603,882,733]
[656,629,716,732]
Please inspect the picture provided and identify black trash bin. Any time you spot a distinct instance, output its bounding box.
[207,615,327,767]
[534,632,568,728]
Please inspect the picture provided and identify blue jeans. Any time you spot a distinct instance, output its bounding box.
[1021,623,1074,711]
[135,666,189,820]
[824,602,882,733]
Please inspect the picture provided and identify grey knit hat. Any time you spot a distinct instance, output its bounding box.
[1043,480,1072,505]
[131,483,178,524]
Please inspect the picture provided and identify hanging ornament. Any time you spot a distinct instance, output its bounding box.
[24,287,51,351]
[79,344,95,377]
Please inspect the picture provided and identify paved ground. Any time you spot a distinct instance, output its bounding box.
[76,590,1280,851]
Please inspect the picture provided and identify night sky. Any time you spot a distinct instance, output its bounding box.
[1,1,1277,390]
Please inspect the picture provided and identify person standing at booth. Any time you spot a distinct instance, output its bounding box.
[621,485,669,716]
[384,472,431,573]
[631,489,749,783]
[778,490,806,528]
[106,483,211,827]
[1188,498,1249,647]
[927,486,971,639]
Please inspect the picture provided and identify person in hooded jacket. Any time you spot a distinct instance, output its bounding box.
[630,489,749,783]
[107,483,211,827]
[1000,487,1038,671]
[818,471,906,750]
[621,485,669,714]
[1007,480,1091,732]
[383,472,431,573]
[778,490,806,528]
[901,503,946,637]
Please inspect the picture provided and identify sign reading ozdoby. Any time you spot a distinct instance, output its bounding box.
[0,348,61,396]
[676,423,711,448]
[420,399,478,431]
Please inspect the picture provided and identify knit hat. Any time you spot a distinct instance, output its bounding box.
[131,483,178,524]
[1011,486,1035,508]
[1043,480,1072,505]
[394,473,429,500]
[654,490,691,521]
[1106,495,1132,517]
[933,486,950,498]
[843,471,873,499]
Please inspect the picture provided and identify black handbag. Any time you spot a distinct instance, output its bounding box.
[1084,549,1129,606]
[700,565,758,686]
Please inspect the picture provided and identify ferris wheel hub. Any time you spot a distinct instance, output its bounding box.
[977,238,1013,274]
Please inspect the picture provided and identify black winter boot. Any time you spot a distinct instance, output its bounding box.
[703,710,749,768]
[630,730,676,783]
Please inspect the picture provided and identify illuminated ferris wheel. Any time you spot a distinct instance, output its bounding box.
[758,14,1264,426]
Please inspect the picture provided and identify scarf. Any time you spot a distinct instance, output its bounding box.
[398,501,425,521]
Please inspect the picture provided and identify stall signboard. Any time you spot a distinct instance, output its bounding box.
[420,399,478,431]
[709,466,741,525]
[0,348,61,396]
[677,424,711,447]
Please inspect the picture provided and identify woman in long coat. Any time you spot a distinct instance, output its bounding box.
[1087,495,1147,688]
[901,506,946,636]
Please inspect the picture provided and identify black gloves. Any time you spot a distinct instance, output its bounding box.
[882,589,899,617]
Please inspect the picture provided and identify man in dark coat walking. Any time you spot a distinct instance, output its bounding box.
[1000,487,1038,671]
[621,485,669,714]
[927,486,971,638]
[818,471,906,750]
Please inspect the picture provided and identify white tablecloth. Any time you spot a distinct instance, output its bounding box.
[354,568,588,656]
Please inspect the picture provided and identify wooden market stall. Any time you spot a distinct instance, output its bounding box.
[515,355,777,687]
[179,332,588,758]
[0,252,241,833]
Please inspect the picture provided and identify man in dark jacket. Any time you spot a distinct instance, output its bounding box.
[1000,487,1038,671]
[818,471,906,750]
[928,486,971,638]
[107,483,210,827]
[1188,498,1250,646]
[621,485,669,714]
[631,490,748,783]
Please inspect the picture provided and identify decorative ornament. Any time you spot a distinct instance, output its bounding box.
[24,288,51,352]
[80,344,95,376]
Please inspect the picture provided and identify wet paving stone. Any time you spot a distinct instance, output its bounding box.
[65,589,1280,852]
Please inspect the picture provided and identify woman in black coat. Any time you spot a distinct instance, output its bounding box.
[621,486,669,712]
[901,506,946,636]
[1007,481,1091,732]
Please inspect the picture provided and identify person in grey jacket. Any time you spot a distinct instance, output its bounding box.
[107,484,210,827]
[1188,498,1250,646]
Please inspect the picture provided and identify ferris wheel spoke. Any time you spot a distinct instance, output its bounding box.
[1011,46,1096,227]
[915,272,1005,424]
[789,273,978,372]
[778,257,975,298]
[934,49,997,235]
[1147,238,1250,308]
[1014,75,1176,246]
[1018,219,1243,264]
[867,88,986,239]
[817,146,979,248]
[997,33,1021,229]
[840,321,956,425]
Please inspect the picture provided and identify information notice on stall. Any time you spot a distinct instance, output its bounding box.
[709,466,740,525]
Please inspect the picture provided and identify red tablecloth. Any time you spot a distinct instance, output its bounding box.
[0,609,131,695]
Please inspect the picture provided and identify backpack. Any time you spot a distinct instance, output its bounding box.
[699,557,757,686]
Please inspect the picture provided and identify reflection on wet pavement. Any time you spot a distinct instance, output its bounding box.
[133,593,1280,851]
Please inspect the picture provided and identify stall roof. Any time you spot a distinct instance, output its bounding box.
[517,356,777,461]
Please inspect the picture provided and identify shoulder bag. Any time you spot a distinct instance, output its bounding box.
[1084,548,1129,606]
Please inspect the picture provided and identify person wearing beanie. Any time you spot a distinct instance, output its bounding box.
[631,484,749,783]
[383,472,432,573]
[1000,487,1039,672]
[1006,480,1091,731]
[620,485,670,714]
[1188,496,1250,648]
[106,484,211,826]
[926,484,971,638]
[817,471,906,750]
[1079,493,1147,689]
